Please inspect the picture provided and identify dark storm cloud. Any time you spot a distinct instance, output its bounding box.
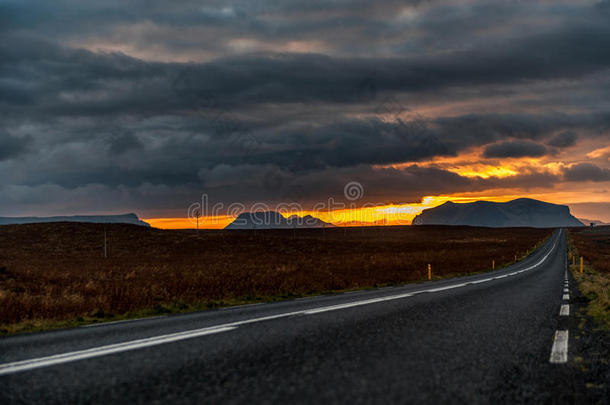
[235,112,609,171]
[170,25,610,107]
[105,128,144,155]
[1,0,609,216]
[0,135,29,161]
[183,163,560,207]
[483,141,547,159]
[0,162,562,217]
[4,15,610,117]
[563,163,610,182]
[547,131,578,148]
[3,110,595,192]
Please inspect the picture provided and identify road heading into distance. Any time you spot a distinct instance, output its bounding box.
[1,229,575,403]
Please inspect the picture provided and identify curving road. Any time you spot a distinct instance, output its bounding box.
[0,229,573,403]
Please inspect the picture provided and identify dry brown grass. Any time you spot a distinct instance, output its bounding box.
[568,226,610,328]
[568,226,610,274]
[0,223,552,333]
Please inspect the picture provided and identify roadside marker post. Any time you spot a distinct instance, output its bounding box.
[492,260,495,270]
[572,256,575,266]
[428,264,431,280]
[580,257,583,273]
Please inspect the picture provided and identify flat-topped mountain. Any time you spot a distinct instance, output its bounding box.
[412,198,584,228]
[225,211,334,229]
[0,213,150,227]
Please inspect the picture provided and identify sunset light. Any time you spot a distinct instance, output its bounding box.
[3,1,610,401]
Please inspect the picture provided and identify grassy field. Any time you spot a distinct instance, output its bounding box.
[568,226,610,328]
[0,223,552,334]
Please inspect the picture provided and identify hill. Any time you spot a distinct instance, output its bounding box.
[225,211,334,229]
[412,198,584,228]
[0,213,150,227]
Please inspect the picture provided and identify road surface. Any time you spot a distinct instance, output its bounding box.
[1,229,577,403]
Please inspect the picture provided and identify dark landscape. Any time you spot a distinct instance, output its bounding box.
[0,223,552,333]
[2,0,610,402]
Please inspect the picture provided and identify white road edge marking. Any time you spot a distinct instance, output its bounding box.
[549,330,569,364]
[0,233,561,375]
[562,294,570,300]
[560,304,570,316]
[0,326,236,376]
[563,288,569,293]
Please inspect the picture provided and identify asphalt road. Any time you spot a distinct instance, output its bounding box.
[0,229,578,403]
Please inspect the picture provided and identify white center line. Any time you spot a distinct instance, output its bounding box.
[303,292,416,314]
[549,330,569,363]
[563,288,569,293]
[562,294,570,300]
[469,278,492,285]
[0,326,236,376]
[560,304,570,316]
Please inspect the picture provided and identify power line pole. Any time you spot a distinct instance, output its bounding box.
[195,209,200,235]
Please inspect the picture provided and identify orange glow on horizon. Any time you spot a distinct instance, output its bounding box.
[144,194,526,229]
[146,215,234,230]
[143,186,610,230]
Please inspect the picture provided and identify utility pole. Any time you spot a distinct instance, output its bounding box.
[195,209,201,235]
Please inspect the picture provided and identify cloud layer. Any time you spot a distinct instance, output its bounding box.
[1,0,609,217]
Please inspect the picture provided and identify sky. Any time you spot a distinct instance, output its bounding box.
[1,0,609,227]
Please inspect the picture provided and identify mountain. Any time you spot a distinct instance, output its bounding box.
[0,213,150,227]
[411,198,584,228]
[225,211,334,229]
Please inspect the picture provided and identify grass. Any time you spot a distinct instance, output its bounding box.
[0,222,553,335]
[568,226,610,329]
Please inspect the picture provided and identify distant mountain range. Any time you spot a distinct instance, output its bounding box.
[412,198,584,228]
[0,213,150,227]
[225,211,334,229]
